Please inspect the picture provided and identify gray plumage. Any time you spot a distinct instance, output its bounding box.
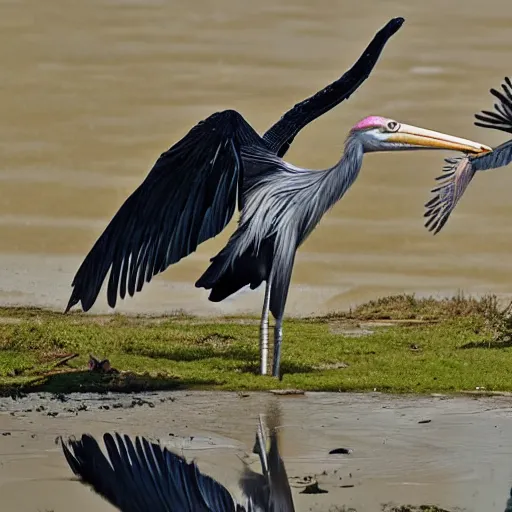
[60,405,294,512]
[197,137,363,323]
[425,76,512,234]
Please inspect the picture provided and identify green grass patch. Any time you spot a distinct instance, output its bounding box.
[1,294,512,396]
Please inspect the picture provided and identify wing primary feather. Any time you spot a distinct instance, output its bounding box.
[426,76,512,235]
[423,157,477,235]
[472,140,512,172]
[474,77,512,134]
[262,17,404,156]
[61,431,243,512]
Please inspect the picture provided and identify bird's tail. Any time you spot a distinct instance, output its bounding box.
[195,233,274,302]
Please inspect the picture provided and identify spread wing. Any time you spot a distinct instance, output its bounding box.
[425,76,512,234]
[60,432,240,512]
[67,18,405,312]
[66,110,262,312]
[424,156,477,234]
[263,17,404,157]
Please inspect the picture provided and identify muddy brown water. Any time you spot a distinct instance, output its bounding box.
[1,391,512,511]
[1,0,512,316]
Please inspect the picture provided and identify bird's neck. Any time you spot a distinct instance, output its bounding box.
[323,135,364,206]
[293,136,365,247]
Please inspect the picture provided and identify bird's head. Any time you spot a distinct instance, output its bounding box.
[350,116,491,154]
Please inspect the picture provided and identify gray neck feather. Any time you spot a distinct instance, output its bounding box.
[293,134,365,246]
[321,134,364,209]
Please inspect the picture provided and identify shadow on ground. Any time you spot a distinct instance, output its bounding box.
[0,369,219,397]
[458,340,512,350]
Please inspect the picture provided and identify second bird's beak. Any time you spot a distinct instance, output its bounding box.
[387,124,492,154]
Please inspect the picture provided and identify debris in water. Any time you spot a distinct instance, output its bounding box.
[300,481,328,494]
[329,447,353,455]
[290,474,328,494]
[269,389,305,396]
[88,354,119,374]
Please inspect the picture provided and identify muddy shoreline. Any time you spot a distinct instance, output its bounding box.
[1,391,512,511]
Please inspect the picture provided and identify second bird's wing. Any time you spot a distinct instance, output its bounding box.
[61,432,239,512]
[474,76,512,135]
[425,76,512,234]
[424,156,477,234]
[471,76,512,172]
[66,110,262,312]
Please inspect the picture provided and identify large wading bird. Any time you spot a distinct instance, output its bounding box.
[64,16,490,378]
[60,405,295,512]
[425,76,512,234]
[64,17,404,377]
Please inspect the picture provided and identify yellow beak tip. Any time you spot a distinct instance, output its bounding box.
[468,144,492,155]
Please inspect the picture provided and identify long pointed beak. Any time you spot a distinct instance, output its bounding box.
[388,123,492,154]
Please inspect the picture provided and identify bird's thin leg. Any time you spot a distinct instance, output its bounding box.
[260,280,272,376]
[272,316,284,378]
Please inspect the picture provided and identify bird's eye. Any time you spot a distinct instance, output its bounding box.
[387,121,399,132]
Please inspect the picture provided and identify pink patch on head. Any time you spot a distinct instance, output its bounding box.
[351,116,388,132]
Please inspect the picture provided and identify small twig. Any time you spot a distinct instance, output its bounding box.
[51,353,79,369]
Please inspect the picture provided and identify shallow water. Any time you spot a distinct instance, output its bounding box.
[1,391,512,511]
[1,0,512,316]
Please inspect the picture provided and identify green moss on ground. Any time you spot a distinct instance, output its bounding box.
[1,293,511,396]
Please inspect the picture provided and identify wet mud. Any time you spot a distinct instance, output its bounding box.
[1,391,512,511]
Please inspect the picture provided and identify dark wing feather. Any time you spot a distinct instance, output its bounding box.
[61,434,128,510]
[471,140,512,172]
[263,17,404,157]
[66,109,262,312]
[61,432,238,512]
[424,157,477,234]
[474,77,512,135]
[470,75,512,175]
